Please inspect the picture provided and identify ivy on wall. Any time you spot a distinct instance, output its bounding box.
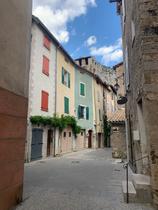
[103,115,111,147]
[30,115,81,137]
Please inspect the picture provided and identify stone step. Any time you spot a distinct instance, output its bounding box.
[122,181,137,203]
[132,173,152,203]
[132,173,151,189]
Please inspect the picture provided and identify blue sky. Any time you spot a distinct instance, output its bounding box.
[33,0,122,67]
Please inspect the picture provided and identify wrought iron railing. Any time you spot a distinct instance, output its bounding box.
[123,155,149,203]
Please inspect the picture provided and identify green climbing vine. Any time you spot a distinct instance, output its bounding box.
[30,115,81,137]
[103,115,111,147]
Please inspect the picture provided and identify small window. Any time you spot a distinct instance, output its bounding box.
[63,132,66,137]
[42,56,49,76]
[43,35,51,50]
[81,132,84,136]
[41,91,49,112]
[80,83,85,96]
[64,97,69,114]
[78,106,89,120]
[62,67,70,88]
[69,132,71,137]
[78,105,85,119]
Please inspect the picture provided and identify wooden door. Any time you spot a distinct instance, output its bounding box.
[47,129,53,156]
[98,133,101,148]
[88,130,92,148]
[31,128,43,161]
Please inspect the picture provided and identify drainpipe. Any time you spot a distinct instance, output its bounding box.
[54,45,58,156]
[93,78,97,148]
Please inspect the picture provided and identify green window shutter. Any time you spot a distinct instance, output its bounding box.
[80,83,85,96]
[86,107,89,120]
[64,97,69,114]
[67,98,69,114]
[78,106,81,119]
[62,67,64,84]
[68,73,70,88]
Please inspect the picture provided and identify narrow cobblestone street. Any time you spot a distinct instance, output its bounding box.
[16,149,153,210]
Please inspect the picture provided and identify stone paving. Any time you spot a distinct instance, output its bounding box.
[16,149,154,210]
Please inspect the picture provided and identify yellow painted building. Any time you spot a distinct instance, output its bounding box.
[92,76,105,148]
[56,49,75,117]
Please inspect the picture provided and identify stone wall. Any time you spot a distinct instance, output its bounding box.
[111,124,126,159]
[122,0,158,207]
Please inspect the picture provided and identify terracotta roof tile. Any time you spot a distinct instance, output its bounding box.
[108,109,125,123]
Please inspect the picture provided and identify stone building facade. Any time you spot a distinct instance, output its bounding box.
[109,62,126,158]
[112,0,158,207]
[0,0,32,209]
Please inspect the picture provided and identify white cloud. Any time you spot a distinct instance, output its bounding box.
[90,38,123,65]
[33,0,97,43]
[85,35,97,47]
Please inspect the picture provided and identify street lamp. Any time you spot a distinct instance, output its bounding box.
[114,82,120,92]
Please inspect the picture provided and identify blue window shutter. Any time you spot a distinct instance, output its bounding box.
[86,107,89,120]
[62,67,64,84]
[68,73,70,88]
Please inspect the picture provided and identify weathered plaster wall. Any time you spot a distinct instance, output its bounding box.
[123,0,158,207]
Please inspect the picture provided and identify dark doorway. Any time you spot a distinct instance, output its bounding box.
[98,133,101,148]
[88,130,92,148]
[47,129,53,157]
[31,128,43,161]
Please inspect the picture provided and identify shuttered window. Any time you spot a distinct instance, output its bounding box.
[86,107,89,120]
[78,105,89,120]
[43,35,51,50]
[68,73,70,88]
[42,56,49,76]
[64,97,69,114]
[78,105,84,119]
[80,83,85,96]
[41,91,49,112]
[62,67,70,88]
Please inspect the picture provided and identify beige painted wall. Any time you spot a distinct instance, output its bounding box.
[93,79,104,133]
[56,50,75,116]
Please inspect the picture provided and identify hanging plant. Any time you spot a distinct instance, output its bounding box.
[30,115,81,137]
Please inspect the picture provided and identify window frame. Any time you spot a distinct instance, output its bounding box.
[43,35,51,50]
[62,67,70,88]
[64,97,69,114]
[41,90,49,112]
[42,55,49,76]
[78,105,89,120]
[80,82,86,97]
